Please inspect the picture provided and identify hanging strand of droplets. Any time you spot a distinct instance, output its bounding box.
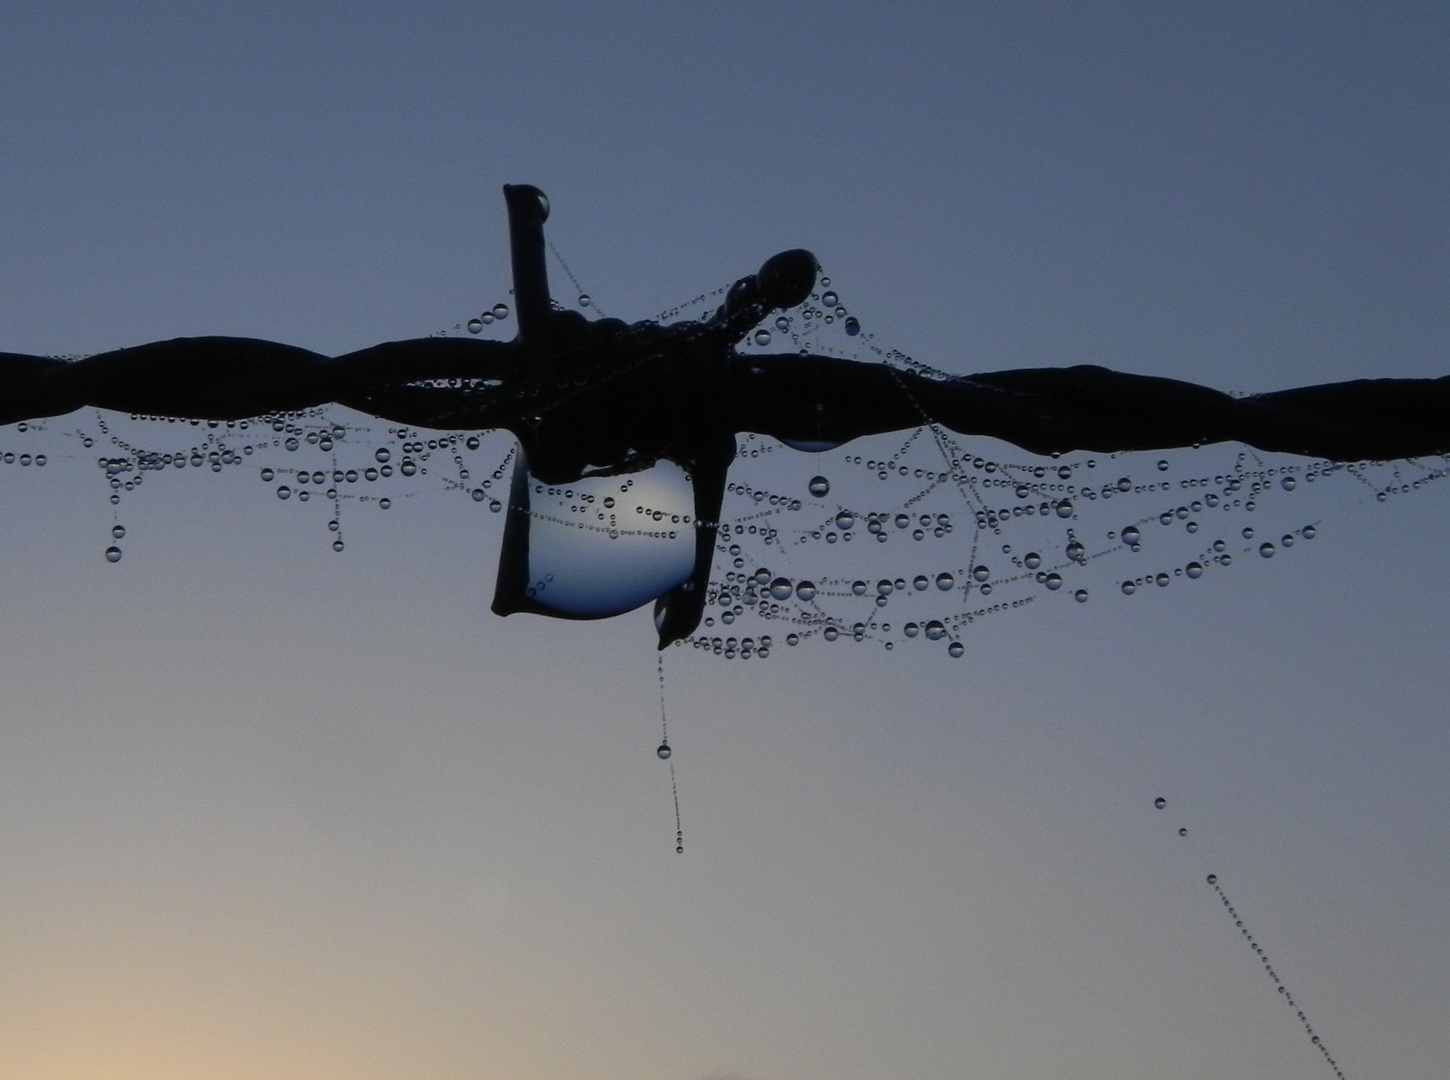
[1207,872,1346,1079]
[656,654,683,854]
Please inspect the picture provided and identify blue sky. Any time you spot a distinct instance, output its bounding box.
[1,4,1447,1078]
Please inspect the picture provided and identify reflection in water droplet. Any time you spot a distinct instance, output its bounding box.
[808,475,830,497]
[1281,475,1296,491]
[1186,561,1204,579]
[467,318,484,334]
[1122,525,1141,546]
[657,742,671,759]
[492,303,510,319]
[1157,459,1170,471]
[1259,542,1275,558]
[795,581,817,601]
[754,329,772,346]
[111,525,125,539]
[104,546,122,563]
[936,572,954,591]
[1302,524,1316,539]
[1074,589,1089,603]
[1056,500,1074,518]
[948,641,964,658]
[972,565,989,582]
[1154,797,1167,809]
[775,315,790,331]
[822,290,839,306]
[1024,552,1042,570]
[851,580,867,596]
[924,620,946,641]
[835,510,855,530]
[769,577,793,601]
[844,316,860,336]
[1045,572,1062,590]
[578,294,591,307]
[1121,580,1136,595]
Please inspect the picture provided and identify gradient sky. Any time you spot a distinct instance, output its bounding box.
[2,4,1448,1079]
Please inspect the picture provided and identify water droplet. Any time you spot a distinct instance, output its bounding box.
[1179,827,1188,837]
[775,315,790,331]
[1281,475,1296,491]
[823,626,839,641]
[1117,477,1132,492]
[1154,797,1167,809]
[835,510,855,530]
[1302,524,1316,540]
[1186,561,1204,579]
[1044,572,1063,590]
[1157,459,1170,471]
[769,577,793,601]
[1155,572,1170,587]
[844,316,860,336]
[924,620,946,641]
[786,633,800,646]
[808,475,830,497]
[948,641,964,658]
[1121,580,1137,595]
[104,546,122,563]
[578,294,591,307]
[260,467,275,482]
[1074,589,1089,603]
[1206,873,1218,885]
[851,580,867,596]
[332,539,345,552]
[754,328,772,346]
[971,565,989,582]
[935,572,955,591]
[657,742,672,759]
[795,581,817,602]
[821,290,839,307]
[1055,500,1074,518]
[277,486,292,499]
[1259,542,1275,558]
[111,525,125,539]
[467,318,484,334]
[375,448,391,464]
[492,303,510,319]
[904,622,920,638]
[1024,552,1042,570]
[1122,525,1141,546]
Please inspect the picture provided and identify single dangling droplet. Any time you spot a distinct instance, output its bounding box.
[657,742,672,760]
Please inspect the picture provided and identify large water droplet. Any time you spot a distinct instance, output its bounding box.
[1186,561,1204,579]
[808,475,830,497]
[1122,525,1141,546]
[111,524,126,539]
[768,577,793,601]
[1207,874,1218,885]
[924,620,946,641]
[835,510,855,530]
[1044,572,1062,590]
[821,290,839,307]
[971,565,989,582]
[1024,552,1042,570]
[844,316,860,336]
[795,580,817,602]
[578,294,591,308]
[948,641,964,658]
[851,580,868,596]
[1056,500,1074,518]
[1154,797,1167,809]
[104,546,122,563]
[657,742,672,760]
[1121,580,1136,595]
[375,447,391,463]
[467,318,484,334]
[754,328,772,346]
[1259,542,1275,558]
[492,303,510,319]
[935,572,955,591]
[1074,589,1089,603]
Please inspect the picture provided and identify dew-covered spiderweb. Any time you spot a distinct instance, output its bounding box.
[7,266,1447,659]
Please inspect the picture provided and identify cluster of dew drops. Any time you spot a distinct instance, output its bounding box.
[673,276,1450,662]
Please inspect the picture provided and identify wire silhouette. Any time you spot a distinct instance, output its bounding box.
[4,184,1448,646]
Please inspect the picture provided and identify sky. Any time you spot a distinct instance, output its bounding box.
[1,3,1448,1079]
